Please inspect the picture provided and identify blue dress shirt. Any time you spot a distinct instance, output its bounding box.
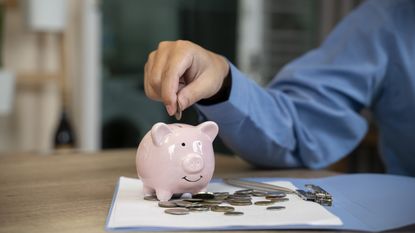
[196,0,415,176]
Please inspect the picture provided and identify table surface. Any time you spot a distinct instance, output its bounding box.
[0,150,344,233]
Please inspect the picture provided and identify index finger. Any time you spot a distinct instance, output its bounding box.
[160,50,194,114]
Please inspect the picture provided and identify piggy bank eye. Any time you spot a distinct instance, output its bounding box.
[181,142,186,147]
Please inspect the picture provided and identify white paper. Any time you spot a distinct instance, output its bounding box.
[107,177,342,230]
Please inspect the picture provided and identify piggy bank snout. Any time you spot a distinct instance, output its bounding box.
[182,154,204,173]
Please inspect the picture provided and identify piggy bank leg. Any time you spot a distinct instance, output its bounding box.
[155,189,173,202]
[143,185,155,196]
[199,186,208,193]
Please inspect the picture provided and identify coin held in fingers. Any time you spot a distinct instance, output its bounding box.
[175,99,182,121]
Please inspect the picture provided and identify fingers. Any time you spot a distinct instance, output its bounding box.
[177,71,219,110]
[144,51,159,100]
[177,54,230,110]
[145,41,196,115]
[160,50,194,115]
[144,40,229,116]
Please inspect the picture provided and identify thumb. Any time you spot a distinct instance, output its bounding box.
[177,75,218,110]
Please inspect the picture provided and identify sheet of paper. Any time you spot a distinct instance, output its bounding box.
[106,177,342,231]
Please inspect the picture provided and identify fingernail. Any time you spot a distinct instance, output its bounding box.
[165,105,174,116]
[177,95,187,111]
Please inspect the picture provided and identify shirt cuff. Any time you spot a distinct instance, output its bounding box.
[195,62,255,124]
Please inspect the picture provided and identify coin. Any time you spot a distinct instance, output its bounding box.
[188,207,210,212]
[227,198,252,205]
[235,189,254,195]
[213,192,229,199]
[213,195,228,200]
[230,193,250,198]
[185,198,204,203]
[211,205,235,212]
[158,201,178,208]
[266,206,286,211]
[175,99,182,121]
[224,211,244,216]
[228,201,252,206]
[174,200,193,208]
[202,199,223,204]
[202,203,219,209]
[254,200,275,206]
[227,196,251,201]
[266,192,287,198]
[164,208,189,215]
[188,203,204,208]
[143,195,158,201]
[252,191,267,197]
[192,192,215,200]
[268,197,289,203]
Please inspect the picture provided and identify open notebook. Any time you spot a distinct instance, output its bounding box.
[106,174,415,232]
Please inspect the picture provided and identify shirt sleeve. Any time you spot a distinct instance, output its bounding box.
[196,0,390,169]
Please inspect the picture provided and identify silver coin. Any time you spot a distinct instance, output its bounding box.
[213,195,228,200]
[158,201,178,208]
[266,192,287,198]
[227,196,252,201]
[268,197,289,203]
[252,191,267,197]
[143,195,158,201]
[227,200,252,205]
[235,189,254,195]
[254,200,275,206]
[188,207,210,212]
[211,205,235,212]
[188,203,204,208]
[228,201,252,206]
[202,204,219,209]
[266,206,286,211]
[203,199,223,204]
[192,192,215,200]
[174,200,193,208]
[224,211,244,216]
[175,99,182,121]
[164,208,189,215]
[231,193,250,198]
[185,198,204,202]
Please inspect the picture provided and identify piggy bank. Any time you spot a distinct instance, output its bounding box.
[136,121,219,201]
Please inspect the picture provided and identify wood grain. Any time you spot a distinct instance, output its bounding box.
[0,150,339,233]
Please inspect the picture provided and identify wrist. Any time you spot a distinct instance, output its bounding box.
[198,61,231,105]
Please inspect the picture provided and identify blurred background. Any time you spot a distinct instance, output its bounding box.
[0,0,383,173]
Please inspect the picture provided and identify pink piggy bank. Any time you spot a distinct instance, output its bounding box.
[136,121,219,201]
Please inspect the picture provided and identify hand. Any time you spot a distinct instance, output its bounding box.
[144,40,229,116]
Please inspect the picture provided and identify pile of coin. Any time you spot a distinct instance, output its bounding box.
[143,189,288,216]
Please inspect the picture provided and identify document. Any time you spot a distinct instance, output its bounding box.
[106,177,342,231]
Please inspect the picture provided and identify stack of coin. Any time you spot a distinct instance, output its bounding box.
[143,189,289,216]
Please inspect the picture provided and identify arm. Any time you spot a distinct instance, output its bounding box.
[196,0,390,169]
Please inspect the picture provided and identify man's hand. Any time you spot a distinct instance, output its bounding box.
[144,40,229,116]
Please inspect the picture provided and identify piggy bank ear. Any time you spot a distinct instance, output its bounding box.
[151,123,173,146]
[197,121,219,142]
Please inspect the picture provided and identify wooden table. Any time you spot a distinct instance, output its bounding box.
[0,150,340,233]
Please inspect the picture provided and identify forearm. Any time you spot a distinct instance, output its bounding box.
[196,61,369,169]
[196,63,302,168]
